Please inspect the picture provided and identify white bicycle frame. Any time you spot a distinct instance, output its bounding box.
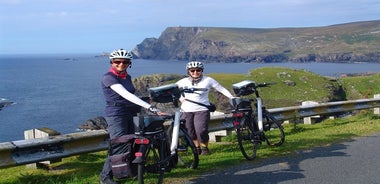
[256,97,264,131]
[169,107,181,154]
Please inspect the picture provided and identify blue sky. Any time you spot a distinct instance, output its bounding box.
[0,0,379,54]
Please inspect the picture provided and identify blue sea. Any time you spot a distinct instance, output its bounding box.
[1,54,380,142]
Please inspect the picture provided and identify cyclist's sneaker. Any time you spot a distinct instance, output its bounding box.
[196,147,202,154]
[201,147,210,155]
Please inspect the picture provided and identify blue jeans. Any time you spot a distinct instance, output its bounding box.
[100,115,134,180]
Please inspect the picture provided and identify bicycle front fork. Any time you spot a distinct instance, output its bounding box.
[257,97,263,131]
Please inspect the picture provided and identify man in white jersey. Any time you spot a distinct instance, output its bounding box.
[176,61,234,155]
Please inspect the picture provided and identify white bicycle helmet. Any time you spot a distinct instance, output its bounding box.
[186,61,204,70]
[109,49,133,60]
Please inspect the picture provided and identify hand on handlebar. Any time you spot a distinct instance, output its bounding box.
[148,106,169,116]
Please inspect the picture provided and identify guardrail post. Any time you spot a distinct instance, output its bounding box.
[209,130,231,142]
[24,127,61,169]
[302,101,320,124]
[375,94,380,115]
[209,111,231,142]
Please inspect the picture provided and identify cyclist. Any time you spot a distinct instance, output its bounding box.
[99,49,165,184]
[176,61,234,155]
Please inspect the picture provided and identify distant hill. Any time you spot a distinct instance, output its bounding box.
[131,69,380,113]
[132,20,380,63]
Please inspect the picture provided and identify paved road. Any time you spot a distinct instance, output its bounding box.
[184,133,380,184]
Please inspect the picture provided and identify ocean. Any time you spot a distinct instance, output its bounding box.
[1,54,380,142]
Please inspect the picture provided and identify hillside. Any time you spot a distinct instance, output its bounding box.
[132,20,380,63]
[131,67,380,113]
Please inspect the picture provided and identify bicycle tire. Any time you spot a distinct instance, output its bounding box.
[137,133,168,184]
[236,116,260,160]
[137,162,145,184]
[167,125,199,169]
[262,111,285,146]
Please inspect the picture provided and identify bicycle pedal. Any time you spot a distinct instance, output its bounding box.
[164,166,172,172]
[177,146,187,152]
[252,139,262,144]
[263,125,270,131]
[177,148,187,152]
[146,165,160,173]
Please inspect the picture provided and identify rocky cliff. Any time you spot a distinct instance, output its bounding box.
[132,20,380,63]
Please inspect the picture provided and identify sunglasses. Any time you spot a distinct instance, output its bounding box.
[189,69,203,73]
[112,60,131,65]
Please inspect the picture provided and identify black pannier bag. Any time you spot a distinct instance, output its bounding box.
[230,98,252,111]
[109,134,138,179]
[133,115,166,135]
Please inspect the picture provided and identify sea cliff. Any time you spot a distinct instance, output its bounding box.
[132,20,380,63]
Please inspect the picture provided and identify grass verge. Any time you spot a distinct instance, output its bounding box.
[1,110,380,184]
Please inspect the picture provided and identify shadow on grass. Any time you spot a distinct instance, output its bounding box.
[3,153,105,184]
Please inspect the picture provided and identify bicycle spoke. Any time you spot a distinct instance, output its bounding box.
[263,113,285,146]
[167,126,199,169]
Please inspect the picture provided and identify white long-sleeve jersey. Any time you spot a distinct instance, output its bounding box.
[176,76,233,112]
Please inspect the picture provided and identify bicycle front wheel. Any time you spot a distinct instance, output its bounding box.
[167,125,199,169]
[262,112,285,146]
[236,116,260,160]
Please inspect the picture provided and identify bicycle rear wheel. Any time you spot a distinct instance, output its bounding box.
[137,162,145,184]
[235,116,260,160]
[167,125,199,169]
[262,112,285,146]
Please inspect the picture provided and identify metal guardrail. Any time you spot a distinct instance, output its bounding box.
[1,97,380,169]
[209,97,380,133]
[0,130,109,169]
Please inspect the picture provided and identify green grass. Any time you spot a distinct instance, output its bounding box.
[338,73,380,99]
[1,110,380,184]
[208,67,343,109]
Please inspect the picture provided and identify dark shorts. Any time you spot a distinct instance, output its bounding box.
[181,110,210,143]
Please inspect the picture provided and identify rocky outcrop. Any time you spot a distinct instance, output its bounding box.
[0,99,13,111]
[79,116,107,130]
[132,20,380,63]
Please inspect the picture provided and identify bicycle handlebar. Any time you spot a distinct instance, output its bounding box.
[180,87,208,94]
[233,81,276,97]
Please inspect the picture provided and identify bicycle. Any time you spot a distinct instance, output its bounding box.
[132,84,199,184]
[230,80,285,160]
